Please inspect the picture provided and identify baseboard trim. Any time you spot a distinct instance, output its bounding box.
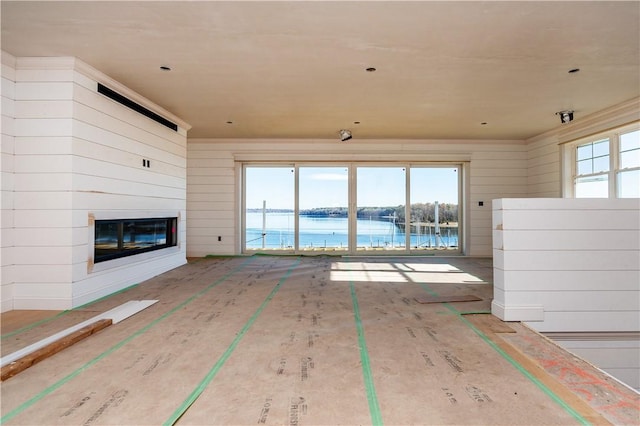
[491,300,544,322]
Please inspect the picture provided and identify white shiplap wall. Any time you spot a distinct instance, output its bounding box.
[492,197,640,390]
[526,133,561,198]
[70,65,189,308]
[523,99,640,391]
[526,97,640,198]
[12,63,75,310]
[1,52,16,312]
[186,139,528,257]
[492,197,640,332]
[3,55,190,311]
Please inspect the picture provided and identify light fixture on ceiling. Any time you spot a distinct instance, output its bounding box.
[556,110,574,124]
[159,65,172,71]
[339,129,352,142]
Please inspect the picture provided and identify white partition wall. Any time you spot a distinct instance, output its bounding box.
[492,198,640,330]
[1,53,190,311]
[492,198,640,389]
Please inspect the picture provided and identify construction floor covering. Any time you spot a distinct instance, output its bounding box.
[1,255,638,425]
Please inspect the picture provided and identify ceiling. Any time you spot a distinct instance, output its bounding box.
[2,1,639,141]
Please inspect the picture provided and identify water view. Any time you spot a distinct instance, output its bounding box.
[245,212,458,250]
[244,165,461,252]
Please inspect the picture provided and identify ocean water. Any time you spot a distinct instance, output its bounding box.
[245,212,458,250]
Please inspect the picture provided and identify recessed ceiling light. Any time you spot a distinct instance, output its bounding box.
[365,67,376,72]
[568,68,580,73]
[160,65,172,71]
[481,122,487,125]
[226,121,233,124]
[353,121,361,124]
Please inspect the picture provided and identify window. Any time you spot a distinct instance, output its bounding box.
[94,217,178,262]
[242,163,461,254]
[618,129,640,198]
[569,124,640,198]
[575,138,610,198]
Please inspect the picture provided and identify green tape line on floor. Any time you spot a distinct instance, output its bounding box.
[0,257,256,425]
[417,282,590,426]
[350,281,384,426]
[164,256,302,426]
[1,283,140,340]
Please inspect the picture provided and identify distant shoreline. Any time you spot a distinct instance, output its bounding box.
[246,209,458,227]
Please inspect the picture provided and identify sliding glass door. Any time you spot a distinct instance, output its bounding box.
[244,166,295,251]
[243,163,461,254]
[409,166,460,251]
[298,166,349,252]
[355,166,407,252]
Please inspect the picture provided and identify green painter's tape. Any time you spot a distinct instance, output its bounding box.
[1,311,68,340]
[0,257,256,425]
[163,257,301,426]
[417,282,590,426]
[350,282,384,426]
[1,284,139,340]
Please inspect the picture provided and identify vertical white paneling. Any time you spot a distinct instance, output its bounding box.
[186,140,528,257]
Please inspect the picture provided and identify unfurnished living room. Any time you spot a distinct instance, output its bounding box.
[1,1,639,425]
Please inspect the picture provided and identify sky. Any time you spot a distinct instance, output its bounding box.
[245,166,459,209]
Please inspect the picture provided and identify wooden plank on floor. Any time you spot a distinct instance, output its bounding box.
[0,300,158,368]
[491,330,613,426]
[463,313,516,334]
[415,294,482,304]
[1,319,112,381]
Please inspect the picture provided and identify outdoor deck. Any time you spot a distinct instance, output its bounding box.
[1,255,638,425]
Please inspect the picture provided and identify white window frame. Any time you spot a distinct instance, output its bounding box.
[564,122,640,198]
[240,162,465,255]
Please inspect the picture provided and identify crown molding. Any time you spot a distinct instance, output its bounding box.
[1,51,17,68]
[189,138,524,145]
[556,97,640,144]
[14,56,76,70]
[527,97,640,145]
[232,151,472,162]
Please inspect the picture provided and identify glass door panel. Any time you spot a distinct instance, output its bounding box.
[409,166,460,252]
[244,166,295,252]
[298,166,349,252]
[356,166,407,252]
